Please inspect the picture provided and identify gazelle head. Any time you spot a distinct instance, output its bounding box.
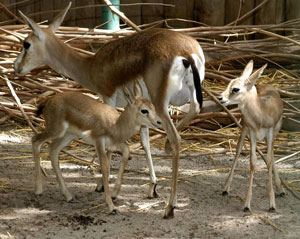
[14,2,72,75]
[123,83,162,129]
[220,60,267,106]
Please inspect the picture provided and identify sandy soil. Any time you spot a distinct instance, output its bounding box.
[0,125,300,239]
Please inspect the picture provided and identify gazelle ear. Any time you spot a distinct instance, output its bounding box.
[123,86,134,105]
[133,81,143,98]
[240,60,254,81]
[18,10,44,40]
[245,63,267,88]
[48,2,72,32]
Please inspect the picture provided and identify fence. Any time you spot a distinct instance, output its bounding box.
[1,0,299,30]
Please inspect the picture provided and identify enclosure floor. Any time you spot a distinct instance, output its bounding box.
[0,126,300,239]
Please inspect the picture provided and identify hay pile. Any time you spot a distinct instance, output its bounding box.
[0,8,300,164]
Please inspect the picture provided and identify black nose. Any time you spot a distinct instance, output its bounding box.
[218,97,225,104]
[157,121,162,125]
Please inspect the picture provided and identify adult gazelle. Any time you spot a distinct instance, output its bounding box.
[14,2,205,218]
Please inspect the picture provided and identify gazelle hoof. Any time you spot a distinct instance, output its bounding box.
[95,185,104,193]
[277,192,286,197]
[35,192,43,197]
[35,187,43,196]
[269,207,276,212]
[243,207,251,212]
[109,209,118,215]
[148,184,159,199]
[67,199,76,204]
[163,205,175,219]
[222,191,229,196]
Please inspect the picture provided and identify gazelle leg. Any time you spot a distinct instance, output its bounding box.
[140,126,158,198]
[32,121,68,196]
[223,127,248,195]
[165,87,200,153]
[176,87,200,132]
[273,163,285,196]
[157,109,181,219]
[260,143,284,197]
[32,133,50,195]
[95,138,116,214]
[49,133,76,202]
[111,144,130,199]
[244,131,257,212]
[266,130,276,211]
[95,151,112,193]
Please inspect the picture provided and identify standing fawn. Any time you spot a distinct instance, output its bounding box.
[220,60,285,212]
[14,2,205,218]
[32,84,161,214]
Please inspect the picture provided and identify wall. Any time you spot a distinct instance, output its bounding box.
[0,0,299,31]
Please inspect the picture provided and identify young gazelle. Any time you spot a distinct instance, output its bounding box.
[220,61,285,212]
[32,84,161,214]
[14,2,205,218]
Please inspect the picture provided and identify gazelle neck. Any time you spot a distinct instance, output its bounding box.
[44,31,93,89]
[239,87,259,111]
[240,87,263,126]
[112,107,140,143]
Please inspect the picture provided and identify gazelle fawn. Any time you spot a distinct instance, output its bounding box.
[14,2,205,218]
[32,84,161,214]
[220,60,285,212]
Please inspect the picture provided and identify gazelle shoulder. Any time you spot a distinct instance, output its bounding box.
[256,84,281,101]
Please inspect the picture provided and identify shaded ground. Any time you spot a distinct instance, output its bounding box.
[0,125,300,239]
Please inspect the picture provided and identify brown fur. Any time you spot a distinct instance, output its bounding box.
[89,28,202,104]
[242,84,283,131]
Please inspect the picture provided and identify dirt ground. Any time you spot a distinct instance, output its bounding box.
[0,124,300,239]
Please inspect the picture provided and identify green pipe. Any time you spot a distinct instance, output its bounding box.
[101,0,120,30]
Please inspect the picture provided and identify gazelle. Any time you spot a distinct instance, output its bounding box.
[14,2,205,218]
[32,84,162,214]
[220,60,285,212]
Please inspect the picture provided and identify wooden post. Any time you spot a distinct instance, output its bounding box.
[40,0,54,23]
[255,0,284,25]
[76,0,95,28]
[141,0,164,26]
[194,0,225,26]
[194,0,225,40]
[225,0,255,25]
[255,0,284,38]
[164,0,194,28]
[54,0,75,27]
[286,0,300,35]
[121,0,142,26]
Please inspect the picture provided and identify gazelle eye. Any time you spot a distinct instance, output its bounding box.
[23,41,31,50]
[232,88,240,94]
[141,109,149,115]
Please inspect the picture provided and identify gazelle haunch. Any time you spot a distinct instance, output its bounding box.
[220,60,285,212]
[32,85,162,214]
[14,2,205,218]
